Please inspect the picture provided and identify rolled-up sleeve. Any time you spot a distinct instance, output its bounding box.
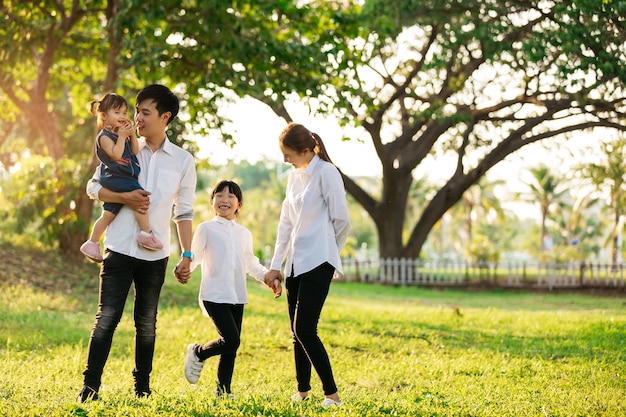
[172,153,197,223]
[86,168,102,201]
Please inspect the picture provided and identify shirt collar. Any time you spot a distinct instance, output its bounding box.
[213,215,237,226]
[138,136,174,154]
[299,153,320,176]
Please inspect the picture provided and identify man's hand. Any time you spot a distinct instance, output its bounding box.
[122,189,151,213]
[174,257,192,284]
[264,270,283,298]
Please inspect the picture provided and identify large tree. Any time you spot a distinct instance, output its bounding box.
[2,0,625,261]
[0,0,135,254]
[139,0,626,258]
[0,0,135,253]
[0,0,289,255]
[319,0,626,258]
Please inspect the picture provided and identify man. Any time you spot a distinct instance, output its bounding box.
[79,84,196,402]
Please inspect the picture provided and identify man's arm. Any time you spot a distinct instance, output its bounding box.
[86,169,151,213]
[98,187,151,213]
[176,219,193,254]
[172,153,197,283]
[174,219,193,284]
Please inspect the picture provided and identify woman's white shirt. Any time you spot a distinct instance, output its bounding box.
[270,154,351,278]
[191,216,267,314]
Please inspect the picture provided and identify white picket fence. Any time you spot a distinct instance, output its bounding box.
[339,258,626,290]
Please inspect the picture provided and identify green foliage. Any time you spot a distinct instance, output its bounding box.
[1,0,625,260]
[467,234,500,264]
[577,136,626,263]
[540,243,586,264]
[0,156,87,246]
[0,0,135,156]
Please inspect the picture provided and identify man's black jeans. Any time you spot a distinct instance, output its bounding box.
[82,250,167,393]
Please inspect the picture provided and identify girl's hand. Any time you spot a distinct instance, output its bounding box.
[271,278,282,298]
[174,259,192,284]
[264,270,283,298]
[118,120,136,139]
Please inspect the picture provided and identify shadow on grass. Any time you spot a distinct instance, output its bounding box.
[332,313,626,363]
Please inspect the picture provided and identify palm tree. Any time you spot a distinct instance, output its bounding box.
[519,165,568,253]
[579,137,626,267]
[460,177,506,244]
[551,188,602,261]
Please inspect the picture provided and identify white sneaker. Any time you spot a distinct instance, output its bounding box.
[291,393,307,401]
[184,343,204,384]
[321,398,343,407]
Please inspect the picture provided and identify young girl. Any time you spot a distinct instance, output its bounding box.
[181,180,281,397]
[79,93,162,262]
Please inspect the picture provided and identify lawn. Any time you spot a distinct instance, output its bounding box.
[0,245,625,416]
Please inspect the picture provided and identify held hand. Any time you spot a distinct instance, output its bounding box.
[271,278,282,298]
[264,270,283,298]
[123,189,151,213]
[174,257,192,284]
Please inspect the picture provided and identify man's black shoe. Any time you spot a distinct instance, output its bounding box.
[135,388,151,398]
[78,385,99,403]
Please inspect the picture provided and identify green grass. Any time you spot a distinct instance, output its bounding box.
[1,252,625,416]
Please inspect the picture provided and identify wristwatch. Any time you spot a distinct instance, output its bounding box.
[182,251,193,261]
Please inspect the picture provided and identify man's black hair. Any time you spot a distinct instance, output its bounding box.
[136,84,179,125]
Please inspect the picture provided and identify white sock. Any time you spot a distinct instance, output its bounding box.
[139,230,152,237]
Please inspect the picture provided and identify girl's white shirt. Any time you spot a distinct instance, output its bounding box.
[270,154,351,278]
[190,216,267,314]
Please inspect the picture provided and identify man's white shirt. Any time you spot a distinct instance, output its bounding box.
[87,137,196,261]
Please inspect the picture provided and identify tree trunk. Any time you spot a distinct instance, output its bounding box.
[372,167,413,258]
[58,0,124,257]
[58,154,100,258]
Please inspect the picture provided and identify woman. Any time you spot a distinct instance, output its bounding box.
[264,122,351,408]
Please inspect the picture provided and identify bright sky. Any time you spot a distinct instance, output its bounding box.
[194,96,382,177]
